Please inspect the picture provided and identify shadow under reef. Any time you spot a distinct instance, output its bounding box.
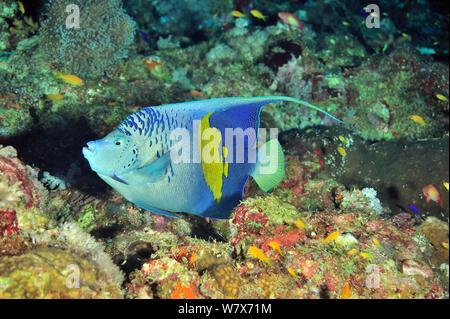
[6,112,110,198]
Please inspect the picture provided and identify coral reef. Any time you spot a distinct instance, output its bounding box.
[39,0,136,78]
[0,247,123,298]
[0,0,17,51]
[57,222,125,286]
[0,0,448,301]
[125,0,233,47]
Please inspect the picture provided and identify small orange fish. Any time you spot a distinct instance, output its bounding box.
[436,94,448,102]
[18,1,25,14]
[372,238,382,248]
[248,246,273,267]
[341,283,350,299]
[231,10,246,18]
[295,218,307,230]
[190,253,197,264]
[288,267,298,279]
[190,90,206,99]
[144,58,164,71]
[56,72,84,85]
[422,184,443,207]
[278,12,304,30]
[410,115,426,126]
[268,241,284,257]
[360,252,373,259]
[337,146,347,157]
[250,10,266,20]
[441,242,449,250]
[338,135,348,145]
[323,231,340,244]
[47,94,63,101]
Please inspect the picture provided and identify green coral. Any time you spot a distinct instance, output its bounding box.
[39,0,136,78]
[242,195,299,226]
[76,205,96,232]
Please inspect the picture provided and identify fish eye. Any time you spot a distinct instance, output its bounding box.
[114,138,123,146]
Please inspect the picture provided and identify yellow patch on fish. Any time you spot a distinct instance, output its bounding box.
[250,9,266,20]
[337,147,347,157]
[409,115,426,126]
[372,238,382,248]
[222,146,229,178]
[47,94,63,101]
[360,252,373,259]
[296,218,307,230]
[443,182,449,191]
[441,242,449,250]
[347,249,359,254]
[288,267,298,279]
[231,10,246,18]
[199,112,224,203]
[268,241,284,257]
[436,94,448,102]
[248,246,273,267]
[341,283,350,299]
[338,136,348,145]
[56,72,84,85]
[323,231,340,244]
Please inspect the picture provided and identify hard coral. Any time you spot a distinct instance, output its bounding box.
[0,148,46,208]
[0,247,123,298]
[39,0,136,78]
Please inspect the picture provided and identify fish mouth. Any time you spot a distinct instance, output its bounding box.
[82,145,91,158]
[82,141,96,158]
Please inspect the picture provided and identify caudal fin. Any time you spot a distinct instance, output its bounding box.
[251,139,285,192]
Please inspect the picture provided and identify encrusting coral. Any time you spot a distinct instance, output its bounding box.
[57,222,125,287]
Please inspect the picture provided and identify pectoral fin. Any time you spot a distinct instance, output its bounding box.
[135,151,171,183]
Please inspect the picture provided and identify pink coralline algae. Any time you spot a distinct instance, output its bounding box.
[0,154,40,208]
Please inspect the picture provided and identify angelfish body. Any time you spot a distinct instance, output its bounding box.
[83,96,342,219]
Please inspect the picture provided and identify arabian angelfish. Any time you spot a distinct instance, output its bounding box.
[82,96,342,219]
